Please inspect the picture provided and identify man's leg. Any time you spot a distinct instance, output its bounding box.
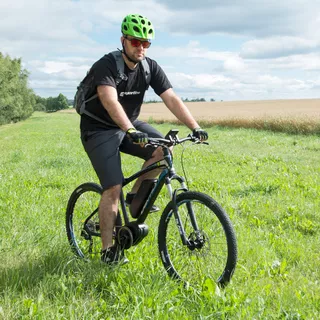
[130,146,163,194]
[80,129,126,260]
[99,184,129,264]
[99,184,121,250]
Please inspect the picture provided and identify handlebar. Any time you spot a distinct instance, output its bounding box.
[146,130,208,148]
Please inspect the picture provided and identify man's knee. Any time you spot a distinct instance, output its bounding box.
[101,184,121,201]
[151,146,164,160]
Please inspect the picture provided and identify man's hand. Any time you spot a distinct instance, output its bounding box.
[192,128,208,141]
[126,128,148,144]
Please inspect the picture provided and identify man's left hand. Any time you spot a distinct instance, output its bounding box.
[192,128,208,141]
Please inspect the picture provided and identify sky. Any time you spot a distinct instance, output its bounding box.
[1,0,320,102]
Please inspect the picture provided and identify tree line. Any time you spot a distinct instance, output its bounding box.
[144,97,216,104]
[0,52,70,126]
[33,94,69,113]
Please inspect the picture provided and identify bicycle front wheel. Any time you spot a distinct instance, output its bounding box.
[158,191,237,289]
[66,182,103,259]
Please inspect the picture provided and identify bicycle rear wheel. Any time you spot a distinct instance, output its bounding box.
[158,191,237,289]
[66,182,102,259]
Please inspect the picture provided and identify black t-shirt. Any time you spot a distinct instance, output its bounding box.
[80,53,172,131]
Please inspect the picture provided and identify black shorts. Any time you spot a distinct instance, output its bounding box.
[81,120,164,190]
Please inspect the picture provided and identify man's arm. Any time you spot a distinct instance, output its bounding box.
[160,88,200,130]
[97,85,148,144]
[97,85,133,132]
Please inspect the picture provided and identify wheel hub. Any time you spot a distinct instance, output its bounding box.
[187,231,208,251]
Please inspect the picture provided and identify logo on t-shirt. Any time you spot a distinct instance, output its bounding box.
[119,91,140,97]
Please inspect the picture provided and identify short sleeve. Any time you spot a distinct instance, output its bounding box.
[147,58,172,96]
[91,54,118,89]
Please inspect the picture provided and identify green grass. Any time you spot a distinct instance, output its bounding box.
[0,112,319,319]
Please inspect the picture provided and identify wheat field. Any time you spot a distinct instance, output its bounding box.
[64,98,320,121]
[63,98,320,134]
[139,98,320,121]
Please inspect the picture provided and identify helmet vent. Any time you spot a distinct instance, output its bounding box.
[141,19,145,25]
[133,26,140,33]
[132,18,139,24]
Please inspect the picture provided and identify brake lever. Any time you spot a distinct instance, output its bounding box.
[145,141,169,149]
[144,143,154,148]
[192,138,209,145]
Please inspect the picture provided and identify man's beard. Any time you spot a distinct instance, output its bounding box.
[127,51,144,63]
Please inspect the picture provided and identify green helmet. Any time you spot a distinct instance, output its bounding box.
[121,14,155,40]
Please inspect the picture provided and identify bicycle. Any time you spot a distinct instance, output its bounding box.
[66,129,237,289]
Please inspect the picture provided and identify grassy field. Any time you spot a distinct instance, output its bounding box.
[0,111,319,319]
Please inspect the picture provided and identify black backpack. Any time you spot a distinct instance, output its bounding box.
[74,50,151,125]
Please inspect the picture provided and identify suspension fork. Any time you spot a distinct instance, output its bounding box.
[166,175,200,245]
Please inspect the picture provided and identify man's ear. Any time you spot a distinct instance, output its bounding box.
[120,36,125,48]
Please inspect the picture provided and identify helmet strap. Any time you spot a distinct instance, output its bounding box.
[120,39,141,64]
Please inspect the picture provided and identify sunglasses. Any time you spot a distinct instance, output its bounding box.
[125,36,151,49]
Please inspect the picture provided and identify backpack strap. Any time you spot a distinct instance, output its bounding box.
[141,58,151,89]
[110,51,128,85]
[82,108,110,126]
[82,92,110,125]
[84,93,98,104]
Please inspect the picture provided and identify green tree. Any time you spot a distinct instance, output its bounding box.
[33,95,47,111]
[45,93,69,112]
[56,93,69,111]
[0,52,35,125]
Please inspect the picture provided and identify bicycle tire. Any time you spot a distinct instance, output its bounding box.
[158,191,237,289]
[66,182,103,259]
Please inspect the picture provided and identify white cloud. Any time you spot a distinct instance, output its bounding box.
[169,72,233,91]
[157,1,319,37]
[0,0,168,59]
[223,57,246,73]
[1,0,320,100]
[241,37,320,59]
[266,54,320,71]
[152,41,235,61]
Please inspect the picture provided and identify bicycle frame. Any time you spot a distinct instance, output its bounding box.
[119,145,187,225]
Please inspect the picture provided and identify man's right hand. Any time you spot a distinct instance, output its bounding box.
[126,128,148,144]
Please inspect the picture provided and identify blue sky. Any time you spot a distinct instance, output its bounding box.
[1,0,320,101]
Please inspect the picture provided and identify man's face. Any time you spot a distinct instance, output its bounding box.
[122,36,151,63]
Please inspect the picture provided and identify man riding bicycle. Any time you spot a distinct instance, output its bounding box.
[80,13,208,265]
